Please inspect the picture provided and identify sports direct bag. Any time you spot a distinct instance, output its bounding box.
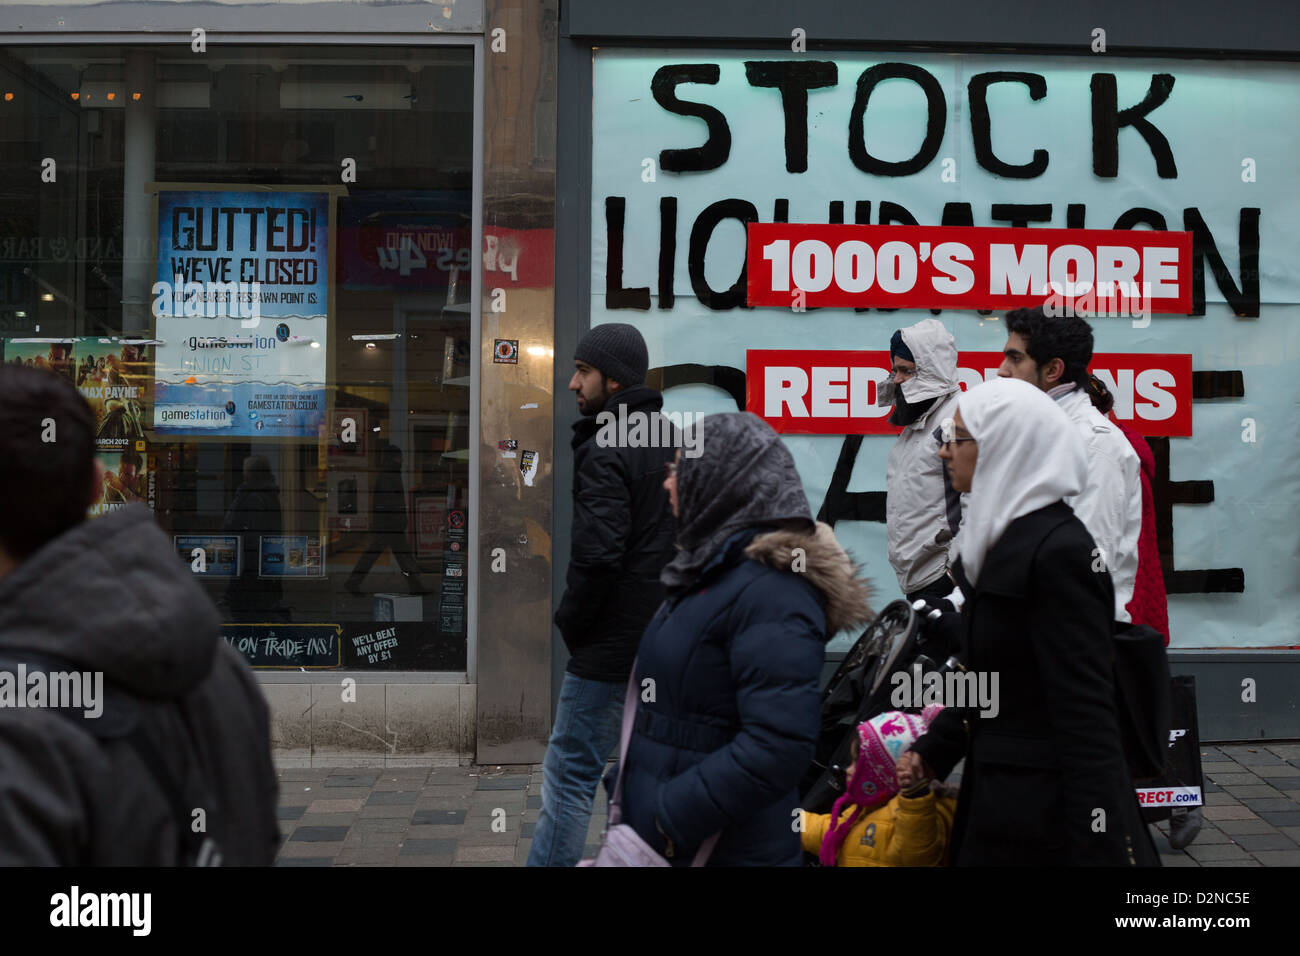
[1139,675,1205,821]
[579,664,719,867]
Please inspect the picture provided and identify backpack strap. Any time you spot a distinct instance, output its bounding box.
[0,650,219,866]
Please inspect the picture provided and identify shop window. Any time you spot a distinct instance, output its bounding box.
[0,44,475,670]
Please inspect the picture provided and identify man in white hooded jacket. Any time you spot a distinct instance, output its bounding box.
[882,319,965,605]
[997,307,1142,623]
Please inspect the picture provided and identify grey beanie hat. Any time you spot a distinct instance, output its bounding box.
[573,323,648,387]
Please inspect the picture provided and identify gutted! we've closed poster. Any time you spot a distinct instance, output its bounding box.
[152,187,332,438]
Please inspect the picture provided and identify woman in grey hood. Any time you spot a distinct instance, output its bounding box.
[614,412,873,866]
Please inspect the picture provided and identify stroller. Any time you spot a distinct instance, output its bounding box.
[799,598,958,815]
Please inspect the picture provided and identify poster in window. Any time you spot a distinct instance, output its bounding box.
[151,187,334,439]
[2,337,156,518]
[258,534,325,578]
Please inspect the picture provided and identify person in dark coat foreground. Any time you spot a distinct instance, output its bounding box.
[617,413,873,866]
[899,377,1160,866]
[0,364,279,864]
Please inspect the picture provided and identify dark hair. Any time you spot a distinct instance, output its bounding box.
[0,363,97,558]
[1004,306,1095,384]
[1004,307,1117,413]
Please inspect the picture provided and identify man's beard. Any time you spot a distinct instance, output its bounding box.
[889,388,938,426]
[579,386,610,416]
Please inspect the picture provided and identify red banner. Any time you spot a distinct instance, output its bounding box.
[746,349,1193,437]
[745,224,1194,314]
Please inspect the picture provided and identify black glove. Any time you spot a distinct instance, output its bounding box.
[913,601,962,660]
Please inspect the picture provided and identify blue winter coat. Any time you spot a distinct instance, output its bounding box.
[617,522,871,867]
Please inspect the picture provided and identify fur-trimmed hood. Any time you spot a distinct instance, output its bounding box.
[744,521,873,636]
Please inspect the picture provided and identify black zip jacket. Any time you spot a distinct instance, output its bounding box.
[554,384,677,682]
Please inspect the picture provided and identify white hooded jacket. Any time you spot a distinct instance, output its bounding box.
[1051,384,1142,623]
[885,319,964,596]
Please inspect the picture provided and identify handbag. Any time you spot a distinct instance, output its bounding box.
[579,665,721,867]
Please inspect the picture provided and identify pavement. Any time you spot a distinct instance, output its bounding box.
[273,741,1300,867]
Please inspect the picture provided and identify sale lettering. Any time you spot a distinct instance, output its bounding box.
[746,224,1192,313]
[747,349,1193,437]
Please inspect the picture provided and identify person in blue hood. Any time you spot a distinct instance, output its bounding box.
[615,412,873,866]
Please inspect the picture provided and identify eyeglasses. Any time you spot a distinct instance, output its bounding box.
[933,421,976,450]
[666,461,678,476]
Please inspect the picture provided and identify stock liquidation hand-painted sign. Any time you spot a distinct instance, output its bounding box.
[591,50,1300,649]
[152,188,331,438]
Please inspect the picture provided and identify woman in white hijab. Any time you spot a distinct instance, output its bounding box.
[900,377,1158,866]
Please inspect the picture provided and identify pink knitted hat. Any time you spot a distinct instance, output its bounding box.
[818,705,943,867]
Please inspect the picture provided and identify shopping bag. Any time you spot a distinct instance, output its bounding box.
[1137,675,1204,822]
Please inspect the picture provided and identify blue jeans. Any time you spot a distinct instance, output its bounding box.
[526,672,627,867]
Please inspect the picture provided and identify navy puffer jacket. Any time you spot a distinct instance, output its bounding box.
[618,521,871,866]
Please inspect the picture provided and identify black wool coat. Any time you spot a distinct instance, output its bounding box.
[912,501,1161,867]
[553,385,677,682]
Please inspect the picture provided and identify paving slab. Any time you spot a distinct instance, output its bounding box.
[326,774,381,788]
[275,857,334,867]
[1216,819,1281,835]
[1251,849,1300,866]
[1202,805,1260,821]
[412,809,467,826]
[1200,859,1262,867]
[1185,843,1253,862]
[358,805,417,819]
[334,847,403,865]
[366,790,419,806]
[308,798,366,813]
[296,813,362,827]
[401,838,458,856]
[1223,785,1284,799]
[455,845,515,862]
[1241,798,1298,812]
[1205,773,1262,786]
[289,826,351,842]
[1229,832,1299,852]
[1204,793,1241,806]
[1257,811,1300,827]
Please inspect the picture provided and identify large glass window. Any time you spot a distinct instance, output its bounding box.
[0,44,475,670]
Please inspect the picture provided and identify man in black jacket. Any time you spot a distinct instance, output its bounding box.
[528,323,677,866]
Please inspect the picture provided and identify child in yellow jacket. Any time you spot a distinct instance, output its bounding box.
[800,708,957,867]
